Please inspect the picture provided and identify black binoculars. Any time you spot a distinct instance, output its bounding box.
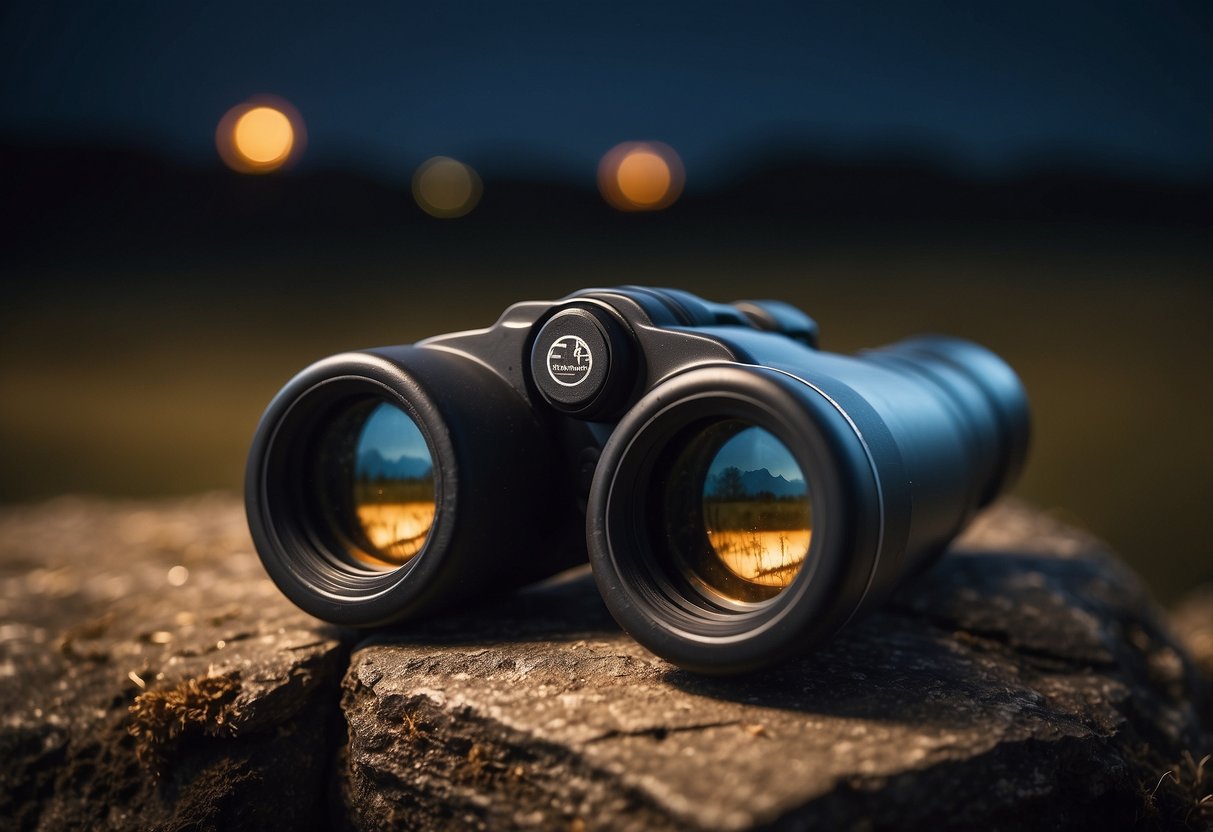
[246,286,1029,674]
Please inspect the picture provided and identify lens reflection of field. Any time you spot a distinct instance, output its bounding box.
[707,529,811,586]
[704,500,810,587]
[354,501,436,564]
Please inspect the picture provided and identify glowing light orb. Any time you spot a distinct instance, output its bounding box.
[412,157,482,219]
[234,107,292,164]
[216,98,305,174]
[598,141,684,211]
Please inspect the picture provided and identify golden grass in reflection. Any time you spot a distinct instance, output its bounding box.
[354,501,435,566]
[707,529,811,587]
[701,497,811,595]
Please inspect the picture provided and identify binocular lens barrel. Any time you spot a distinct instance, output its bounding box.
[246,346,585,628]
[586,334,1029,674]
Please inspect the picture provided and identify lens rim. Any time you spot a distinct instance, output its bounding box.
[587,364,884,674]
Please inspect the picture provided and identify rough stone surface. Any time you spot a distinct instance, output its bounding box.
[0,495,348,831]
[341,505,1213,831]
[0,495,1210,830]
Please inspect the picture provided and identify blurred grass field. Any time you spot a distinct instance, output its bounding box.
[1,225,1209,602]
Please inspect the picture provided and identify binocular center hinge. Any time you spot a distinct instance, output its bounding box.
[529,305,637,419]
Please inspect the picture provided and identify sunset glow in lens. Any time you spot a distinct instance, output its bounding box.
[315,400,436,570]
[662,420,811,604]
[700,426,810,594]
[349,402,435,567]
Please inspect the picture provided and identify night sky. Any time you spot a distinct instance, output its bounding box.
[2,1,1209,185]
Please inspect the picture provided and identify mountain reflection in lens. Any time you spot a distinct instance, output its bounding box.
[664,421,811,603]
[320,401,435,568]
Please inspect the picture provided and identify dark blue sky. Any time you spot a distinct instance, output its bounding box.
[2,1,1209,185]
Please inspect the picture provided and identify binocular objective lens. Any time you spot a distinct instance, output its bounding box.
[315,401,436,569]
[664,422,812,604]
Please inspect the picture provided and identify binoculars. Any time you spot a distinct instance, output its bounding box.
[246,286,1029,674]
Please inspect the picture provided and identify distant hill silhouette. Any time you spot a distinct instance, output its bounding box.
[355,449,433,482]
[2,137,1208,262]
[708,467,807,499]
[739,468,806,499]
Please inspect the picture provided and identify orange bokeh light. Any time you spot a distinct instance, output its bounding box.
[216,97,305,174]
[598,141,684,211]
[412,157,482,219]
[234,107,292,164]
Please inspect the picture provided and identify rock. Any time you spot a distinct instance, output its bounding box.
[0,495,348,831]
[0,496,1209,830]
[340,503,1213,831]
